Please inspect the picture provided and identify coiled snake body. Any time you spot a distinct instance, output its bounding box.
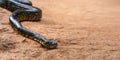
[0,0,57,49]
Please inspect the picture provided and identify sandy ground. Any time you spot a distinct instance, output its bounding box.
[0,0,120,60]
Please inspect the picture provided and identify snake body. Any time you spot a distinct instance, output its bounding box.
[0,0,57,49]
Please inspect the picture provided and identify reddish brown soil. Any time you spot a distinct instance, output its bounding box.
[0,0,120,60]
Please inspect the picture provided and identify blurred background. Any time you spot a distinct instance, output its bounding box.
[0,0,120,60]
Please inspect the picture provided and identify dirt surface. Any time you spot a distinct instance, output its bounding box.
[0,0,120,60]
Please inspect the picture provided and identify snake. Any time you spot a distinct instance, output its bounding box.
[0,0,57,49]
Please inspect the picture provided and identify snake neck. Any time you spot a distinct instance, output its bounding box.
[20,28,48,43]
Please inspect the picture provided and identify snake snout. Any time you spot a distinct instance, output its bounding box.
[44,39,58,49]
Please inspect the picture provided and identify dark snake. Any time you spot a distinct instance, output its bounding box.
[0,0,57,49]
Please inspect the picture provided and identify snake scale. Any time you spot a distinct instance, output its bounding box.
[0,0,57,49]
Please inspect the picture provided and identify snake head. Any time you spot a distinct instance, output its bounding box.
[42,39,58,49]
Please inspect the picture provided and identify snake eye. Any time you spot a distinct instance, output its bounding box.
[43,39,58,49]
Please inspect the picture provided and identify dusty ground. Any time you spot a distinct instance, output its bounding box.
[0,0,120,60]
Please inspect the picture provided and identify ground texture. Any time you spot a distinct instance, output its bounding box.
[0,0,120,60]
